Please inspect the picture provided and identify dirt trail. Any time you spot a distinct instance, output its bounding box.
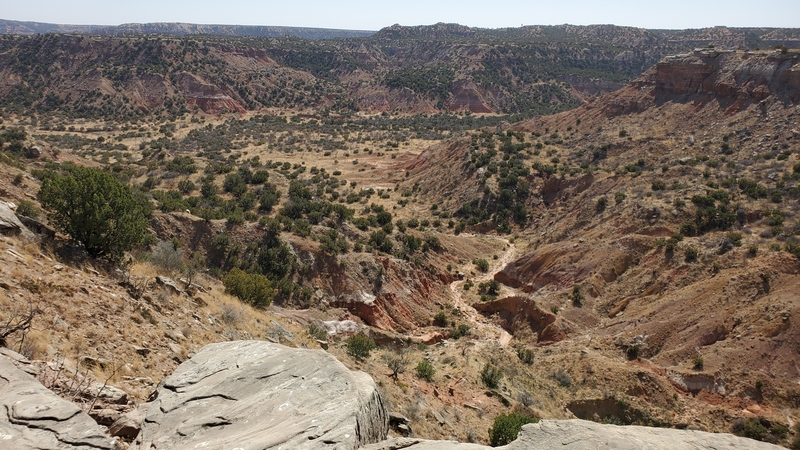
[449,234,516,347]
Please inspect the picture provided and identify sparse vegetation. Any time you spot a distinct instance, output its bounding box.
[0,30,798,448]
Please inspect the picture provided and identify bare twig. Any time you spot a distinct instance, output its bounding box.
[0,295,40,348]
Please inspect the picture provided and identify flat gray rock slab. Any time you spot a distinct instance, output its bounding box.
[361,438,490,449]
[0,353,120,449]
[132,340,388,450]
[503,419,784,450]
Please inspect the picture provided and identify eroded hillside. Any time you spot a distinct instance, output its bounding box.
[0,45,799,448]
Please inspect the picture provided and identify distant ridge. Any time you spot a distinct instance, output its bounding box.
[0,19,375,40]
[2,18,799,47]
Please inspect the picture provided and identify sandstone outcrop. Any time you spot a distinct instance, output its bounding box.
[0,201,34,239]
[0,353,120,450]
[131,340,388,450]
[503,419,784,449]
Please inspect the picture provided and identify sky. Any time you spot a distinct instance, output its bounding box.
[1,0,798,30]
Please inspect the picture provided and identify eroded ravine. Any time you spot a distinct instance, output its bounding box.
[448,234,517,347]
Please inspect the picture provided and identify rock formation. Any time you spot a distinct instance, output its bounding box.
[503,419,784,449]
[131,340,388,450]
[0,201,34,239]
[0,352,120,450]
[362,438,491,449]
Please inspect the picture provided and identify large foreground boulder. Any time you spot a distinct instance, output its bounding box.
[0,353,120,450]
[504,419,784,449]
[132,340,388,450]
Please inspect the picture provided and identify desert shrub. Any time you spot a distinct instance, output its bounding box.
[786,241,800,259]
[451,324,470,339]
[177,179,196,194]
[37,165,149,260]
[615,191,626,204]
[369,230,394,253]
[433,311,447,327]
[792,422,800,449]
[415,360,435,381]
[692,356,704,370]
[488,413,538,446]
[726,231,743,247]
[684,246,699,262]
[308,323,328,341]
[516,346,534,365]
[346,333,376,360]
[596,196,608,212]
[474,258,490,272]
[652,180,666,191]
[554,368,572,387]
[572,284,584,306]
[478,279,500,296]
[223,268,275,309]
[218,304,243,325]
[258,182,281,212]
[386,351,407,380]
[318,228,349,255]
[481,363,503,389]
[15,199,40,219]
[732,418,769,442]
[150,240,185,274]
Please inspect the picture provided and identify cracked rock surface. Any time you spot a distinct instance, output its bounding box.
[131,340,388,450]
[503,419,785,450]
[0,353,120,450]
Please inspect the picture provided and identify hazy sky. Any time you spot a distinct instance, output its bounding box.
[2,0,798,30]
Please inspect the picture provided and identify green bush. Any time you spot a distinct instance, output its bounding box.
[684,246,699,262]
[346,333,376,360]
[223,268,275,309]
[572,284,584,306]
[474,258,490,272]
[481,363,503,389]
[37,165,150,260]
[596,196,608,212]
[433,311,447,327]
[415,360,435,381]
[732,418,769,441]
[478,280,500,296]
[488,413,538,446]
[451,324,470,339]
[516,346,534,365]
[15,199,40,219]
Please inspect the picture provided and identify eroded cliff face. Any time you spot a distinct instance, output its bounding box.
[173,72,247,114]
[603,49,800,117]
